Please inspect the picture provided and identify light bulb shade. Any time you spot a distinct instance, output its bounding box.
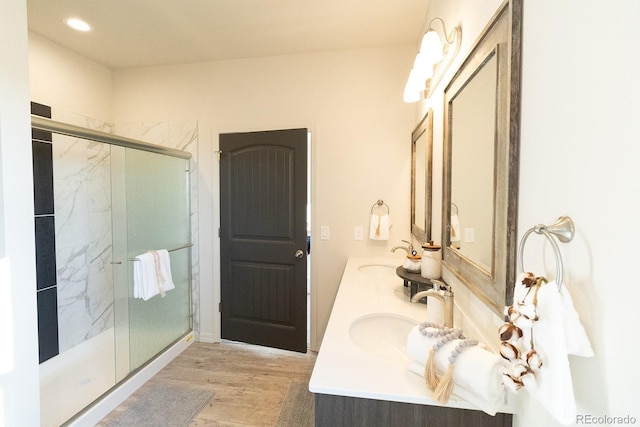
[419,31,444,64]
[403,68,423,103]
[413,52,435,81]
[403,85,420,103]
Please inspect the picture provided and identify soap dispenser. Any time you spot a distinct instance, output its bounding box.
[420,241,441,279]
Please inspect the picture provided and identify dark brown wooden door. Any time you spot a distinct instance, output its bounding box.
[220,129,308,353]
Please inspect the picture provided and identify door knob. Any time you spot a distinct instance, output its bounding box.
[295,249,305,259]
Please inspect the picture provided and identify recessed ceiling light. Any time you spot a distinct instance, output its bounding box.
[65,18,92,32]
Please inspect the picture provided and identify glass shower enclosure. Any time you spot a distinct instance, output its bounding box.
[32,116,193,427]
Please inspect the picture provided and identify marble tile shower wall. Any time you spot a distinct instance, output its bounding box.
[51,110,200,350]
[52,109,115,352]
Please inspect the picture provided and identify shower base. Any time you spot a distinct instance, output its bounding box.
[39,328,116,427]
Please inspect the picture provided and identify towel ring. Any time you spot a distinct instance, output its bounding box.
[517,216,575,291]
[370,199,390,215]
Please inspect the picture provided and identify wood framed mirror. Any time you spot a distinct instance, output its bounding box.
[442,0,522,316]
[411,109,433,244]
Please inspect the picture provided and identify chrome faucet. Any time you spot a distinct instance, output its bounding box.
[410,280,454,328]
[391,239,414,255]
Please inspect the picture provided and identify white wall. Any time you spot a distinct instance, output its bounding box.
[110,48,416,349]
[0,1,41,425]
[421,0,640,425]
[28,31,113,122]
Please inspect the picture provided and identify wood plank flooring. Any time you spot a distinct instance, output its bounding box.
[99,341,317,427]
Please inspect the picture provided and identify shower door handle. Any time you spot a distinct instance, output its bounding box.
[295,250,305,259]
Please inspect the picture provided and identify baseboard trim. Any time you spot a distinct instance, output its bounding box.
[197,332,219,343]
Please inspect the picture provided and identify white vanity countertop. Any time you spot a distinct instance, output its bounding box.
[308,256,517,414]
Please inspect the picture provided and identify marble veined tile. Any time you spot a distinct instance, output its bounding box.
[52,109,114,134]
[53,132,114,352]
[114,121,169,146]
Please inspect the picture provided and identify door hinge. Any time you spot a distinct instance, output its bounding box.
[215,150,223,162]
[219,302,222,313]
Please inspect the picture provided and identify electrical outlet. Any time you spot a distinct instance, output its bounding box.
[320,226,330,240]
[354,226,363,240]
[464,227,475,242]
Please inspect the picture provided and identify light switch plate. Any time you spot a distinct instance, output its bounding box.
[320,226,330,240]
[464,227,475,242]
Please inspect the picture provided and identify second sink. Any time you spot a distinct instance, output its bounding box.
[349,313,416,361]
[357,264,397,276]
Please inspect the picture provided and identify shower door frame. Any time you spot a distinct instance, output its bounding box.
[31,114,195,425]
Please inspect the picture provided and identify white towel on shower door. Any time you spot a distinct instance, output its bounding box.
[133,249,176,301]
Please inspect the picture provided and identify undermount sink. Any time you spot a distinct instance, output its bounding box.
[357,264,397,276]
[349,313,416,361]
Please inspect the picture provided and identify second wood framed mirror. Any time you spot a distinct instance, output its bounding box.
[442,0,522,316]
[411,110,433,244]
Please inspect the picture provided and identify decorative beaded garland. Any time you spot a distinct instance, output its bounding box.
[418,322,465,342]
[431,338,479,403]
[448,339,479,364]
[418,321,447,333]
[415,322,481,403]
[417,321,472,402]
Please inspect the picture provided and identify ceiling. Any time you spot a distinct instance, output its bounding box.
[26,0,429,70]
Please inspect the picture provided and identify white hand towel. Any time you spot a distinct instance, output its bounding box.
[369,213,391,240]
[133,252,154,300]
[406,326,507,415]
[407,361,505,415]
[154,249,175,295]
[133,249,176,301]
[512,279,593,425]
[369,214,379,239]
[450,214,461,242]
[559,285,594,357]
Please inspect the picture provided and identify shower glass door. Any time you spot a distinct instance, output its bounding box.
[124,148,192,370]
[36,114,194,426]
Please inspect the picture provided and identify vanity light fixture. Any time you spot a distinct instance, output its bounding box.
[403,18,461,103]
[65,18,92,32]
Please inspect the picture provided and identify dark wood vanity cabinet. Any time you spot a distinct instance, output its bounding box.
[315,394,512,427]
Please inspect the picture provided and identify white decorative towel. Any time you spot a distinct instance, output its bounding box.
[407,361,505,415]
[133,249,176,301]
[559,285,594,357]
[450,214,461,242]
[512,279,593,425]
[369,213,391,240]
[406,326,507,415]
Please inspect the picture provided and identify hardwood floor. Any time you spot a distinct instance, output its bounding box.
[99,341,317,427]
